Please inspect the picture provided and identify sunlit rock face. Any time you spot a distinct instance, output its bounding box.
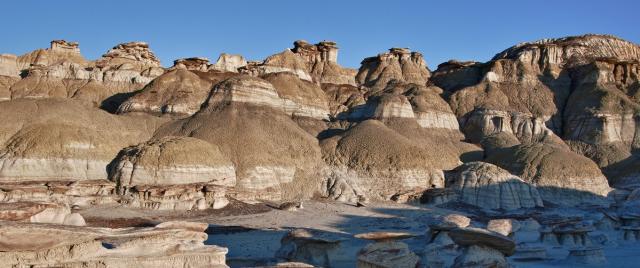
[109,136,236,188]
[4,40,165,111]
[241,40,356,86]
[291,40,357,86]
[210,53,247,72]
[95,41,161,70]
[0,221,228,267]
[320,119,478,201]
[152,75,325,201]
[0,98,165,183]
[432,35,640,182]
[117,68,237,116]
[356,47,431,94]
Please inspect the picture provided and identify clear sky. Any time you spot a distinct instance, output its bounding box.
[1,0,638,69]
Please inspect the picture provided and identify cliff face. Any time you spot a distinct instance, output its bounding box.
[432,35,640,177]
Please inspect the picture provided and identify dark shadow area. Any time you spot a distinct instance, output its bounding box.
[99,89,143,113]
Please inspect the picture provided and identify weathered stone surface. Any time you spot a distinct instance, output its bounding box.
[356,241,420,268]
[262,72,331,119]
[357,48,430,94]
[0,201,85,226]
[354,231,417,242]
[320,119,466,200]
[566,247,607,265]
[486,142,612,205]
[0,99,165,182]
[4,40,165,110]
[448,227,516,256]
[292,40,357,85]
[96,41,161,70]
[453,245,509,268]
[446,162,544,210]
[210,53,247,72]
[110,136,236,188]
[487,219,520,236]
[432,35,640,181]
[276,229,345,267]
[153,75,324,201]
[117,68,237,116]
[0,221,228,267]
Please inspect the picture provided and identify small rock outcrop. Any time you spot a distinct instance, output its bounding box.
[117,68,236,116]
[95,41,161,70]
[487,142,612,205]
[275,229,345,267]
[0,221,228,267]
[356,47,430,93]
[110,136,236,188]
[444,162,544,210]
[241,40,356,86]
[357,241,420,268]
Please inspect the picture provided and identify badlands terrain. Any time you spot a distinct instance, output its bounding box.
[0,34,639,267]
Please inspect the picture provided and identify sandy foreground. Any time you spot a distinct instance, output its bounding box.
[78,199,640,267]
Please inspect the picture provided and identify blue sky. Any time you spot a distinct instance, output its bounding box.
[1,0,638,69]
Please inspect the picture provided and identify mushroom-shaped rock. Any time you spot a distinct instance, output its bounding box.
[172,57,210,71]
[445,162,544,210]
[448,227,516,256]
[354,231,417,242]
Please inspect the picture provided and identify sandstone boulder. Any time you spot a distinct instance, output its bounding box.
[448,227,516,256]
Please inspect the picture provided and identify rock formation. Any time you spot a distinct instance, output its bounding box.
[0,33,639,267]
[117,67,236,116]
[356,47,430,94]
[153,75,324,201]
[0,99,165,183]
[4,40,165,111]
[210,53,247,72]
[241,40,356,86]
[444,162,544,210]
[0,221,228,267]
[486,142,612,205]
